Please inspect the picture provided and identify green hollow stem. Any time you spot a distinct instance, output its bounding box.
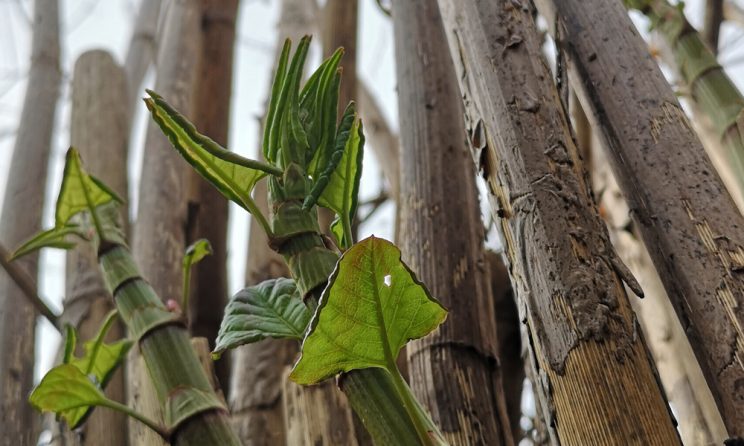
[388,365,437,446]
[272,176,443,444]
[97,243,240,446]
[181,267,192,323]
[100,399,168,439]
[199,140,284,177]
[244,192,273,237]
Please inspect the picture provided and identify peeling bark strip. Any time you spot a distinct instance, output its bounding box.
[393,0,512,444]
[436,1,679,443]
[0,0,60,444]
[536,0,744,434]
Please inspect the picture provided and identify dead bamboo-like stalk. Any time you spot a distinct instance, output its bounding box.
[124,0,162,126]
[357,81,400,200]
[628,0,744,212]
[703,0,724,53]
[188,0,239,391]
[724,0,744,26]
[130,1,202,443]
[589,133,727,444]
[536,0,744,433]
[393,1,512,444]
[0,1,61,444]
[436,0,680,443]
[487,251,523,441]
[47,50,130,446]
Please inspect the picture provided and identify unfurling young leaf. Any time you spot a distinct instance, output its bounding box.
[303,102,356,211]
[267,36,311,167]
[181,238,213,322]
[213,278,311,359]
[144,90,279,235]
[290,236,447,384]
[317,114,365,250]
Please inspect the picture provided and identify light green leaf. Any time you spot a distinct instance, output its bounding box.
[144,90,280,218]
[11,149,123,260]
[290,236,447,384]
[213,278,311,358]
[68,310,132,385]
[70,339,132,386]
[56,311,132,427]
[29,364,110,429]
[10,224,87,260]
[56,149,123,228]
[318,115,365,250]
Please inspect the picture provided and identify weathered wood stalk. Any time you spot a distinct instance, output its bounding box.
[0,0,61,444]
[50,50,129,446]
[536,0,744,433]
[393,0,512,444]
[436,0,680,443]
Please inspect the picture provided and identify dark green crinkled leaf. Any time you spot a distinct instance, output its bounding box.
[290,236,447,384]
[318,115,365,249]
[213,278,311,358]
[145,90,271,213]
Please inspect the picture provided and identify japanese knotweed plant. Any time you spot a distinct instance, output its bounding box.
[145,35,449,445]
[12,149,240,445]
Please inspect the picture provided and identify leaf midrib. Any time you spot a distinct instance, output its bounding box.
[368,247,397,371]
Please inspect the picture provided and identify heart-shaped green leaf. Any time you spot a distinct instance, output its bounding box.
[290,236,447,384]
[56,149,123,228]
[213,278,311,358]
[11,149,123,259]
